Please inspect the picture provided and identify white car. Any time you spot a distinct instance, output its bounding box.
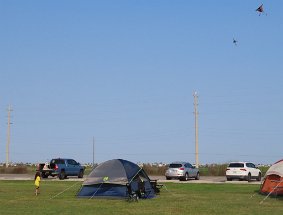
[226,162,261,182]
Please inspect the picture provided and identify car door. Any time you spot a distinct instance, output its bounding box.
[191,164,198,177]
[70,159,81,175]
[249,163,259,177]
[186,163,196,177]
[66,159,76,175]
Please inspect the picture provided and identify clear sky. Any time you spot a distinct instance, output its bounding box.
[0,1,282,165]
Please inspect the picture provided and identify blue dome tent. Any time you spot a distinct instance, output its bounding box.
[77,159,157,199]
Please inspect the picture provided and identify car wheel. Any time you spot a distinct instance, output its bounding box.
[184,173,189,181]
[166,177,171,180]
[247,173,251,182]
[78,170,84,178]
[257,173,262,181]
[195,172,200,180]
[59,171,66,180]
[227,178,232,181]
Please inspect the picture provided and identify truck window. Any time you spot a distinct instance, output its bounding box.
[67,159,77,165]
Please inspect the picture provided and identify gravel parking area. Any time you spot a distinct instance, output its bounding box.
[0,174,262,184]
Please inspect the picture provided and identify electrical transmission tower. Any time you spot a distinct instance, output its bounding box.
[193,92,199,168]
[6,104,13,167]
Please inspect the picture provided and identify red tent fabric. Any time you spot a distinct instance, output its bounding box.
[260,160,283,196]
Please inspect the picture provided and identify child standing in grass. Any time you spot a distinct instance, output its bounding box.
[34,171,41,196]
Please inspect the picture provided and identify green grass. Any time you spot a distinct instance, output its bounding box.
[0,181,283,215]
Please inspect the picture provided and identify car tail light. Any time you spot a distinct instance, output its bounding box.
[179,167,184,170]
[226,168,230,171]
[54,164,58,170]
[240,168,246,171]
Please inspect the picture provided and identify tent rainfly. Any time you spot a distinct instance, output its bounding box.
[77,159,156,199]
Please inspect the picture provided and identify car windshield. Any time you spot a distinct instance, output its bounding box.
[169,164,182,168]
[228,163,244,168]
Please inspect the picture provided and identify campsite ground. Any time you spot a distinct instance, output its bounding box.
[0,180,282,215]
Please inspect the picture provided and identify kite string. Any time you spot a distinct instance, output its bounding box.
[128,167,143,184]
[260,180,283,204]
[162,184,177,197]
[89,182,104,200]
[50,181,81,200]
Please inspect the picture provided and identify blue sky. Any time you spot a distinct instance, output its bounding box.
[0,1,282,164]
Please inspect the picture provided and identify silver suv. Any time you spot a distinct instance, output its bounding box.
[165,162,200,181]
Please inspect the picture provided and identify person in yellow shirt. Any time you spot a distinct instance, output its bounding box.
[34,171,41,196]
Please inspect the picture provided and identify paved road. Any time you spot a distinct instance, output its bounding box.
[0,174,262,184]
[0,174,34,180]
[150,175,262,184]
[0,174,84,181]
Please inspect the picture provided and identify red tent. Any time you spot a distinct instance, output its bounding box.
[260,160,283,196]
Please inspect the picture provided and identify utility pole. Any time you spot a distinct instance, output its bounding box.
[92,137,95,167]
[193,92,199,168]
[6,104,13,167]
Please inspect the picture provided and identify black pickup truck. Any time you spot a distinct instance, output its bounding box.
[37,158,85,180]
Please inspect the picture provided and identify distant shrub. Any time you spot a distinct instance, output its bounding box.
[198,164,228,176]
[0,166,28,174]
[142,164,168,176]
[207,164,227,176]
[143,163,229,176]
[0,163,266,177]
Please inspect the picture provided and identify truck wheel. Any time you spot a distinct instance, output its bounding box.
[59,171,66,180]
[78,170,84,178]
[41,172,48,178]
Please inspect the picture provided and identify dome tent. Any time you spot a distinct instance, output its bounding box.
[77,159,156,199]
[260,159,283,196]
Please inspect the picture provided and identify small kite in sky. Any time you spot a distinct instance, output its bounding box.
[233,38,238,46]
[256,4,266,16]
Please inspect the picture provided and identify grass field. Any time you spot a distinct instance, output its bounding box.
[0,181,282,215]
